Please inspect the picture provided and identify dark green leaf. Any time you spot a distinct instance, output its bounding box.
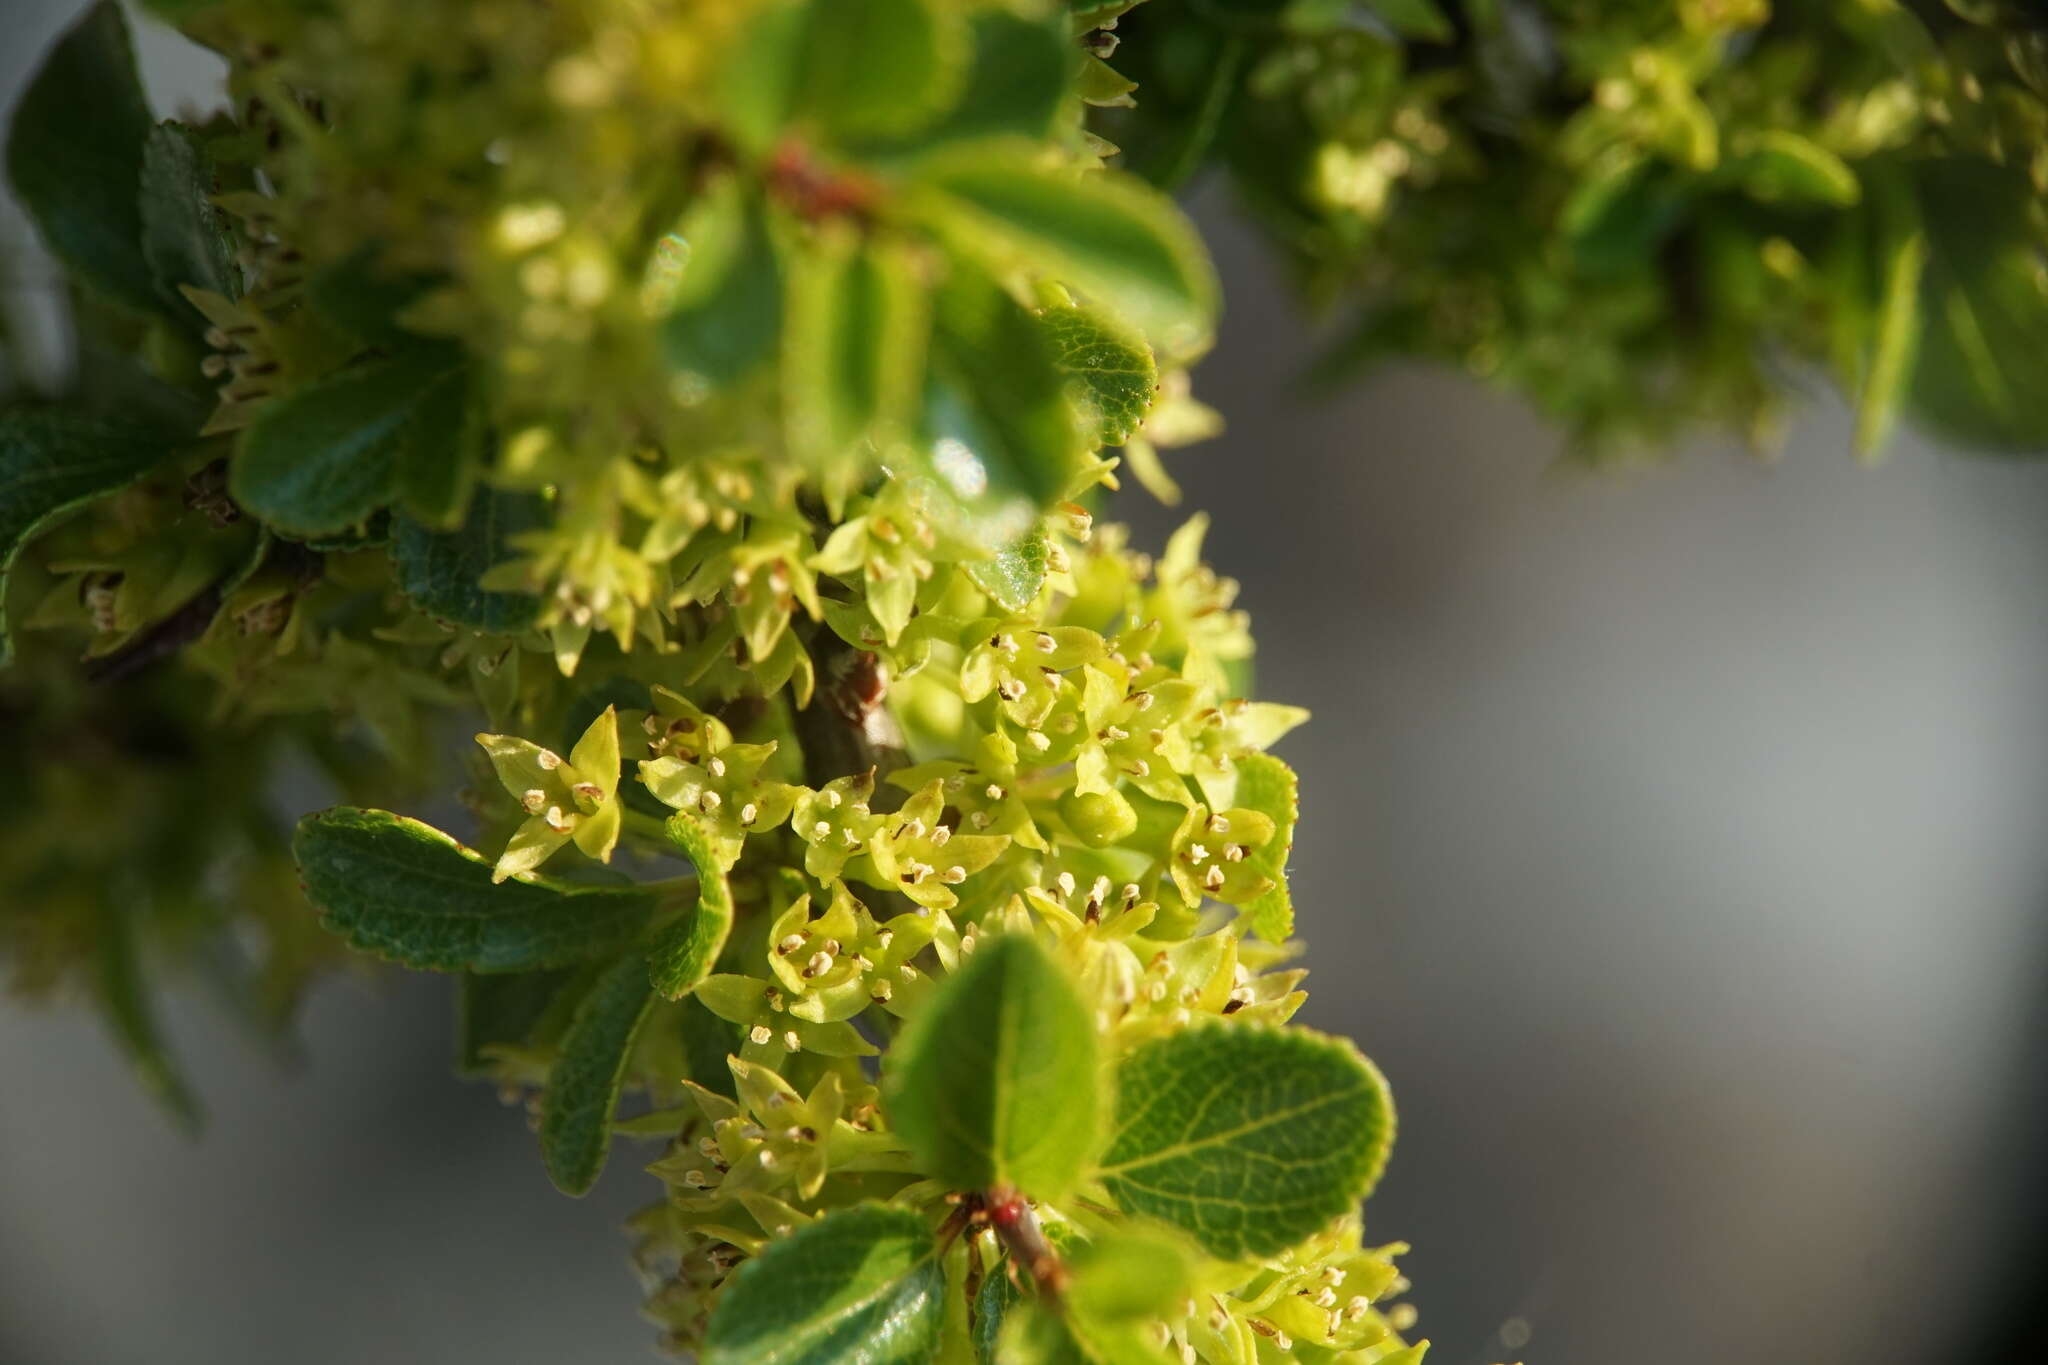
[1041,303,1157,448]
[293,807,660,973]
[95,898,201,1134]
[1232,753,1297,943]
[306,246,442,348]
[456,968,575,1076]
[6,1,159,315]
[1100,1025,1394,1258]
[390,486,545,632]
[540,951,657,1194]
[1908,159,2048,453]
[973,1246,1028,1365]
[912,145,1218,356]
[1561,157,1689,277]
[680,994,745,1098]
[139,123,240,317]
[648,813,735,1000]
[232,348,467,535]
[797,0,963,140]
[704,1204,946,1365]
[883,933,1102,1199]
[0,407,183,666]
[1365,0,1454,41]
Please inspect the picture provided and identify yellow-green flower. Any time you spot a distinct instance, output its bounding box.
[476,706,622,882]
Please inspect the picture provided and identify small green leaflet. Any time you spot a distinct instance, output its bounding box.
[1724,130,1859,208]
[540,951,658,1195]
[1232,753,1298,943]
[910,144,1219,358]
[1040,303,1158,448]
[661,179,784,395]
[704,1204,946,1365]
[965,527,1050,614]
[139,123,241,319]
[883,933,1102,1200]
[1099,1025,1394,1259]
[293,808,660,973]
[390,487,545,633]
[0,408,183,667]
[647,813,736,1000]
[5,1,160,316]
[232,348,470,536]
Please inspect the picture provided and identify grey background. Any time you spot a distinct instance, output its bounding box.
[7,4,2048,1362]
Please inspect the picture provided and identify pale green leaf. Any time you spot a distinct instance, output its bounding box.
[648,813,736,999]
[883,933,1102,1199]
[796,0,964,141]
[1231,753,1297,943]
[1041,303,1158,448]
[1100,1026,1394,1258]
[784,229,927,470]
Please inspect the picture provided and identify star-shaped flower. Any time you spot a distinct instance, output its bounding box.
[476,705,621,882]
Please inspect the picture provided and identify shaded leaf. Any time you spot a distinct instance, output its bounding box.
[5,1,159,315]
[797,0,964,141]
[704,1203,946,1365]
[390,486,546,632]
[293,807,660,973]
[95,898,201,1134]
[1100,1025,1394,1258]
[456,968,575,1076]
[784,229,927,471]
[661,179,783,394]
[540,951,658,1194]
[883,933,1102,1199]
[139,122,240,317]
[233,348,468,536]
[0,407,183,666]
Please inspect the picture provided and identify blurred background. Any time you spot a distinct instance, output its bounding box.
[7,4,2048,1363]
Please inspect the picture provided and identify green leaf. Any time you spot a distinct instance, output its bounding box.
[1364,0,1454,40]
[540,950,658,1194]
[95,899,201,1134]
[6,1,159,315]
[1855,228,1925,457]
[232,348,468,536]
[0,407,183,666]
[704,1204,946,1365]
[455,968,575,1076]
[661,182,784,396]
[293,807,660,973]
[1099,1025,1394,1259]
[1232,753,1297,942]
[306,247,443,348]
[680,993,745,1097]
[1561,157,1689,277]
[1725,130,1860,208]
[714,0,813,155]
[910,145,1218,356]
[796,0,964,141]
[883,933,1102,1199]
[1041,303,1158,448]
[783,229,927,470]
[139,123,240,317]
[965,526,1050,614]
[390,486,545,632]
[872,9,1070,154]
[1908,160,2048,453]
[647,813,736,1000]
[992,1305,1091,1365]
[913,262,1085,549]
